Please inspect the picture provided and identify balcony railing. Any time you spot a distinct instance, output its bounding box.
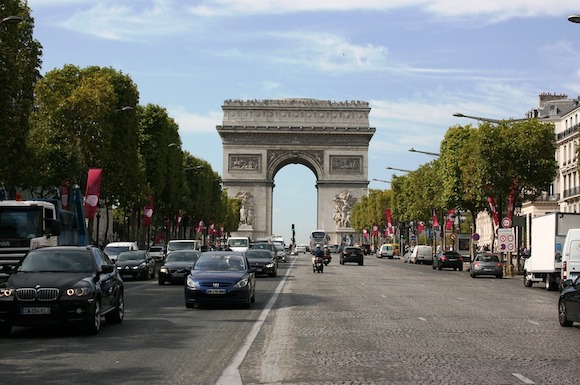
[556,123,580,141]
[563,187,580,199]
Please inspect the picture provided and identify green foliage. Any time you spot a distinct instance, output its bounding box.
[0,1,42,193]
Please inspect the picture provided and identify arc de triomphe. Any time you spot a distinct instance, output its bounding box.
[216,98,375,244]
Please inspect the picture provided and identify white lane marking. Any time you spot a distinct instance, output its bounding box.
[527,320,539,325]
[215,257,295,385]
[418,317,427,322]
[512,373,536,384]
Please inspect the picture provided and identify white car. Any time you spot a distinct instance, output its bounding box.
[410,245,433,264]
[148,245,166,262]
[104,241,139,262]
[295,245,307,254]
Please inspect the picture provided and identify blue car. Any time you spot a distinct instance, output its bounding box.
[184,251,256,309]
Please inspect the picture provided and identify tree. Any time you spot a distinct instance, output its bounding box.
[0,1,42,194]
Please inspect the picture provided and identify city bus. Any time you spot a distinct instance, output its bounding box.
[309,230,329,251]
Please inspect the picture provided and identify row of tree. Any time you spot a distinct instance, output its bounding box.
[351,119,558,246]
[1,1,240,245]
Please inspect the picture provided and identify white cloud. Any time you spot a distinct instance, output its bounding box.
[168,106,223,134]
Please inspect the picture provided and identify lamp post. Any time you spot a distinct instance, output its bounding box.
[95,208,101,247]
[409,148,440,157]
[1,16,23,24]
[385,166,412,173]
[568,14,580,23]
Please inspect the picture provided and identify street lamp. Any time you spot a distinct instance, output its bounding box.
[386,166,412,173]
[1,16,23,24]
[568,14,580,23]
[372,178,391,183]
[409,148,440,157]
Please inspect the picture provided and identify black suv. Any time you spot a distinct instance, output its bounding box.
[360,244,372,255]
[340,246,364,266]
[0,246,124,337]
[433,251,464,271]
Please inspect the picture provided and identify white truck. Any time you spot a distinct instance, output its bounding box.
[523,212,580,291]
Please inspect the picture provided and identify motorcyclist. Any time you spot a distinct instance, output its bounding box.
[312,244,324,272]
[323,245,332,265]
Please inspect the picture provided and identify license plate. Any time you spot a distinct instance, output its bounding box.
[484,268,493,271]
[172,273,186,277]
[21,307,51,315]
[206,288,226,294]
[256,268,263,272]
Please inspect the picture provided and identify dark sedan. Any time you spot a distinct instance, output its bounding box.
[558,276,580,327]
[158,250,200,285]
[246,249,278,277]
[115,250,156,280]
[0,246,124,337]
[470,253,503,278]
[184,252,256,309]
[433,251,464,271]
[340,246,364,266]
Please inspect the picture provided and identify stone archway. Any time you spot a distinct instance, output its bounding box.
[216,98,375,244]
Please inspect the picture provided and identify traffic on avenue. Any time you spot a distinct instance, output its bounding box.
[1,252,578,385]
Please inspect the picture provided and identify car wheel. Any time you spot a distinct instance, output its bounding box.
[470,272,476,278]
[459,266,463,272]
[438,265,442,270]
[185,302,195,309]
[105,291,124,324]
[496,274,503,279]
[432,263,436,269]
[158,278,165,285]
[269,271,277,277]
[359,260,364,266]
[0,324,12,337]
[545,276,557,291]
[523,273,533,287]
[150,267,155,279]
[84,300,102,335]
[558,300,574,327]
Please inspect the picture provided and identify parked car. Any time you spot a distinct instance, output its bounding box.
[433,251,464,271]
[328,244,339,254]
[184,251,256,309]
[0,246,124,336]
[148,245,166,262]
[104,241,139,262]
[115,250,156,280]
[274,243,287,262]
[158,250,200,285]
[360,244,371,255]
[377,244,395,259]
[470,253,503,278]
[410,245,433,264]
[558,276,580,327]
[245,249,278,277]
[340,246,364,265]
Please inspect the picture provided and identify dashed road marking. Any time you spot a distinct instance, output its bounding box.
[418,317,427,322]
[527,320,539,325]
[512,373,535,384]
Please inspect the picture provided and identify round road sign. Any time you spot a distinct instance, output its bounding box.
[501,217,512,228]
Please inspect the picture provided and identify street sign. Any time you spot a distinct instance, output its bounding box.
[450,233,456,240]
[472,233,480,241]
[498,228,516,253]
[501,217,512,228]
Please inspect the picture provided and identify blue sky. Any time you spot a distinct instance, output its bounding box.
[26,0,580,244]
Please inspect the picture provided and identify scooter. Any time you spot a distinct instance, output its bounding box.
[313,256,324,273]
[323,254,332,266]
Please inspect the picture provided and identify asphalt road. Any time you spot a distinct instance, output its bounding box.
[1,253,578,385]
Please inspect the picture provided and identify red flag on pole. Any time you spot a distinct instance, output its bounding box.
[60,181,69,210]
[385,209,393,235]
[418,221,425,234]
[84,168,103,219]
[142,195,154,227]
[432,210,439,228]
[445,209,455,231]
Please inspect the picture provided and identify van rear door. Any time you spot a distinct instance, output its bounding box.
[566,239,580,281]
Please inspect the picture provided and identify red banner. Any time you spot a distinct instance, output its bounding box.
[60,181,69,210]
[445,209,455,231]
[197,220,204,234]
[418,221,425,234]
[385,209,393,235]
[142,195,154,227]
[84,168,103,219]
[487,197,499,226]
[432,210,439,228]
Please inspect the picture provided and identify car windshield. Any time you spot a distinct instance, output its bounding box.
[168,242,195,251]
[149,247,163,252]
[246,251,272,260]
[117,251,145,262]
[194,255,245,271]
[477,254,499,262]
[19,250,94,273]
[104,246,129,255]
[166,252,199,262]
[251,243,272,250]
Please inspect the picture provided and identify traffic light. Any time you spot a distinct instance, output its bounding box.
[291,223,295,242]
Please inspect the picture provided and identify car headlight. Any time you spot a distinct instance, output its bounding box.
[234,277,249,288]
[0,288,14,299]
[65,286,92,297]
[266,263,274,268]
[186,276,200,289]
[160,266,168,273]
[138,262,146,269]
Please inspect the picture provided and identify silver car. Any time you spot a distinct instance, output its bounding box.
[470,253,503,278]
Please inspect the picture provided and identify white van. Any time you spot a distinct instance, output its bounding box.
[561,228,580,284]
[104,241,139,262]
[410,245,433,264]
[167,239,201,253]
[227,236,251,252]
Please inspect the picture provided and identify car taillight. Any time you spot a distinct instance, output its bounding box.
[458,257,463,262]
[496,262,502,267]
[563,261,567,279]
[473,262,480,267]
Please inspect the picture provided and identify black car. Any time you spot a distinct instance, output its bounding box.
[184,251,256,309]
[433,251,464,271]
[340,246,364,266]
[246,249,278,277]
[158,250,200,285]
[0,246,124,336]
[360,244,371,255]
[115,250,156,280]
[558,276,580,327]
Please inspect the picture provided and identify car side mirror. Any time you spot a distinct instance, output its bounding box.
[100,264,115,274]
